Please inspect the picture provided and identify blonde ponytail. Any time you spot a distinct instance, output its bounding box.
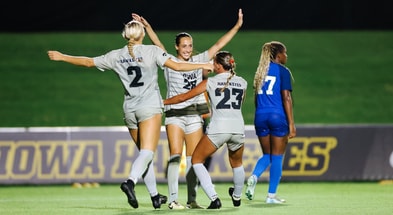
[253,43,271,94]
[122,20,145,59]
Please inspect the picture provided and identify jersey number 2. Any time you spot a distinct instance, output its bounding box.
[127,66,144,87]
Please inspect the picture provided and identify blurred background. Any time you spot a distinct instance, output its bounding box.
[1,0,392,32]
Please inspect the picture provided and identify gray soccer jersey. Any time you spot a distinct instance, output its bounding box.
[164,51,209,112]
[93,45,170,112]
[205,72,247,134]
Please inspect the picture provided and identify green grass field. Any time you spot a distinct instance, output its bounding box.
[0,31,392,127]
[1,182,392,215]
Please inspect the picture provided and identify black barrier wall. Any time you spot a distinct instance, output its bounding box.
[1,0,392,32]
[0,124,392,184]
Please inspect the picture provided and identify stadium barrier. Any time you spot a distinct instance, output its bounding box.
[0,124,392,184]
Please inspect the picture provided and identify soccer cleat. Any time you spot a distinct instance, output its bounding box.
[159,193,168,204]
[245,175,257,200]
[228,187,241,207]
[120,179,138,208]
[168,201,185,210]
[207,198,222,209]
[186,201,204,209]
[150,194,162,209]
[266,196,286,204]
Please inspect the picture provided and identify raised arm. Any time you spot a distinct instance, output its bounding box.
[164,79,208,105]
[47,51,95,67]
[207,8,243,59]
[132,13,166,51]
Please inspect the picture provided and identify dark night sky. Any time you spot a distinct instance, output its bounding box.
[1,0,391,32]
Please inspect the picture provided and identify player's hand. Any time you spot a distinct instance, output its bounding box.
[237,8,243,28]
[288,124,296,139]
[204,63,214,72]
[47,51,63,61]
[131,13,141,21]
[132,13,150,28]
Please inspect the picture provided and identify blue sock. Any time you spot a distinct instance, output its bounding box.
[268,154,283,194]
[252,154,271,178]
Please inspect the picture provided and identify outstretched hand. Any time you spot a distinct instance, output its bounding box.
[237,8,243,28]
[47,50,62,61]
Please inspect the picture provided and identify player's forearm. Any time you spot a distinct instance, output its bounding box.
[166,60,212,72]
[208,13,242,58]
[164,82,206,105]
[283,93,295,125]
[284,97,296,138]
[145,25,166,51]
[60,54,95,67]
[216,27,240,47]
[164,95,186,105]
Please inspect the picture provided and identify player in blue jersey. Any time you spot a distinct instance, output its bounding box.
[245,41,296,204]
[164,51,247,209]
[132,9,243,209]
[47,20,213,210]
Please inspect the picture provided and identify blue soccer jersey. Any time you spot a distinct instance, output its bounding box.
[255,62,292,116]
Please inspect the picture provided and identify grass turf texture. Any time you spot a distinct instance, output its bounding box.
[0,31,392,127]
[1,182,392,214]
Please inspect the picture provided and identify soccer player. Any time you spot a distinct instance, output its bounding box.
[132,9,243,209]
[245,41,296,204]
[164,51,247,209]
[47,20,213,209]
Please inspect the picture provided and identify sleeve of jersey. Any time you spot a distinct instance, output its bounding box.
[206,78,214,95]
[93,52,116,72]
[155,46,171,68]
[280,67,292,91]
[243,78,248,92]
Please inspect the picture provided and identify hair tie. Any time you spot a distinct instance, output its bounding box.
[229,58,235,64]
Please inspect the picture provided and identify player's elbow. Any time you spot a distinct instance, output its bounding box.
[85,60,96,67]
